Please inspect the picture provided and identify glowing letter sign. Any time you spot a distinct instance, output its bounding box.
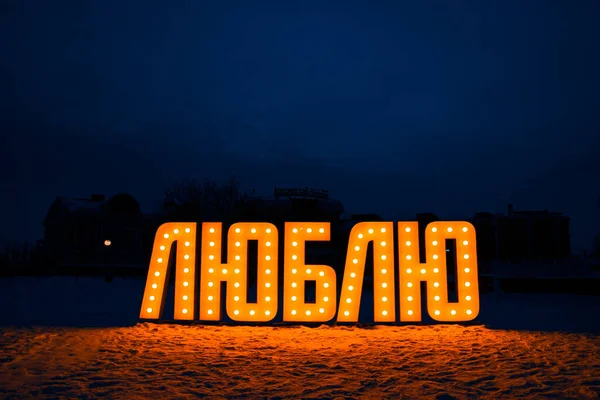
[140,221,479,323]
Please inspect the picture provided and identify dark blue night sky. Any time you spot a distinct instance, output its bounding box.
[1,0,599,253]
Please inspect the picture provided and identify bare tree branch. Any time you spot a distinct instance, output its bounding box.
[163,176,250,221]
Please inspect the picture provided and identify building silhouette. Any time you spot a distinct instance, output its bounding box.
[239,188,344,222]
[43,193,161,266]
[470,204,570,262]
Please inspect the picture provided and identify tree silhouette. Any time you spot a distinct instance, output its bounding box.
[163,176,250,222]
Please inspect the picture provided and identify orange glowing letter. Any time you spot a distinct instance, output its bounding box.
[337,222,395,323]
[139,222,197,320]
[199,222,278,322]
[283,222,336,322]
[397,221,479,322]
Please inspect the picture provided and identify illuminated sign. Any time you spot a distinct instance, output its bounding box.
[140,222,479,323]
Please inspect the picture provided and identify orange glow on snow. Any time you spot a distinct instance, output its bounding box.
[1,324,597,399]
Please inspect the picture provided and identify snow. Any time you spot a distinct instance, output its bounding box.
[0,277,599,399]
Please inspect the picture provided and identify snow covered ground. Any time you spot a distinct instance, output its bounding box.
[0,277,599,399]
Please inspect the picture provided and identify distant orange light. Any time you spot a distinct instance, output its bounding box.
[104,240,111,246]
